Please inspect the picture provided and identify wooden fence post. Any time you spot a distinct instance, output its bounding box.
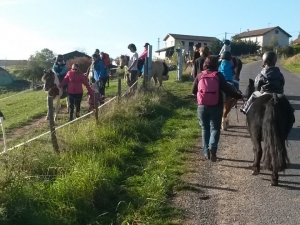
[0,117,7,153]
[118,78,121,100]
[47,96,59,153]
[94,92,99,123]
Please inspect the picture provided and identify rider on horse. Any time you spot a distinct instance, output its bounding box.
[219,39,231,56]
[218,51,241,93]
[240,51,285,114]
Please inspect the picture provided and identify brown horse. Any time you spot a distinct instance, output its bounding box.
[41,70,68,121]
[220,56,243,130]
[119,55,168,86]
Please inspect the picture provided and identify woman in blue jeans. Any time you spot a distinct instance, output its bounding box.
[192,56,242,162]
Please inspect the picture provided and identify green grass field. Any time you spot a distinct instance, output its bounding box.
[0,71,200,225]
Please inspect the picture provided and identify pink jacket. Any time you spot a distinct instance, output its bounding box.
[139,49,148,60]
[59,70,92,95]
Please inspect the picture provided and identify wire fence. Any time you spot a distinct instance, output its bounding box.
[0,78,138,155]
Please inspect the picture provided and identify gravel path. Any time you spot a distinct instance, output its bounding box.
[173,60,300,225]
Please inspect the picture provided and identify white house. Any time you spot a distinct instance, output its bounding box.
[235,26,292,48]
[155,33,217,60]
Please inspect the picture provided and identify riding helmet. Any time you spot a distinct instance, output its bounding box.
[221,51,231,60]
[56,54,64,62]
[224,39,231,45]
[262,51,277,65]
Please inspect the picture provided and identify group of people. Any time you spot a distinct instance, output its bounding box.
[192,40,285,162]
[51,43,151,121]
[51,50,110,121]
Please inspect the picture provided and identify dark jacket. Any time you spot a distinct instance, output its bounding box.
[254,66,285,94]
[193,56,207,79]
[192,51,201,63]
[192,70,242,107]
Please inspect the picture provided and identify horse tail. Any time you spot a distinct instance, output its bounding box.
[262,96,289,172]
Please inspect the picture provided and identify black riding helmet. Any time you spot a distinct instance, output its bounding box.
[224,39,231,45]
[221,51,231,60]
[262,51,277,66]
[56,54,64,62]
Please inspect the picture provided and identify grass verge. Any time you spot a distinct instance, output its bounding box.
[240,56,259,64]
[0,72,200,225]
[281,54,300,74]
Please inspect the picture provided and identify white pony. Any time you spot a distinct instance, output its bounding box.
[42,70,68,121]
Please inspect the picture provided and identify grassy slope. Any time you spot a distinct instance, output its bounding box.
[281,54,300,74]
[0,72,200,225]
[0,78,128,131]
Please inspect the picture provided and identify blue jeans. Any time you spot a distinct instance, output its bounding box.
[197,105,223,157]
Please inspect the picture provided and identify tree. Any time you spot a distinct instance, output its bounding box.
[19,48,56,85]
[209,39,223,55]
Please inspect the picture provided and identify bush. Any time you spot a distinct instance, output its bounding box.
[66,57,92,73]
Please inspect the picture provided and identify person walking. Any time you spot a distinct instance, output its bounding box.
[59,63,93,121]
[192,56,242,161]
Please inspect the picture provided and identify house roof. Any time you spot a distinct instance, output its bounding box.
[62,51,91,61]
[236,26,292,38]
[163,33,217,42]
[155,46,175,53]
[292,37,300,44]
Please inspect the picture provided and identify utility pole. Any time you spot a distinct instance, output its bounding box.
[268,23,271,27]
[157,38,160,50]
[225,32,227,40]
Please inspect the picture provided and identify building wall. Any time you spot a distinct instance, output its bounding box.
[241,35,263,47]
[240,29,289,47]
[263,29,289,46]
[155,51,166,60]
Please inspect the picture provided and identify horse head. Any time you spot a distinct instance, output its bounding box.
[42,69,56,91]
[119,55,129,69]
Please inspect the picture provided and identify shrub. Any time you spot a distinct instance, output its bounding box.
[66,57,92,73]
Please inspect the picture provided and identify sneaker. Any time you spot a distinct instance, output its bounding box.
[239,106,246,114]
[209,148,217,162]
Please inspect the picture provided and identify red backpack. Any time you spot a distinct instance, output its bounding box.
[103,53,110,68]
[197,71,219,106]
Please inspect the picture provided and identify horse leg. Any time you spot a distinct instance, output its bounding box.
[45,96,49,120]
[271,170,279,186]
[54,96,60,121]
[222,103,229,131]
[251,140,262,175]
[153,76,158,86]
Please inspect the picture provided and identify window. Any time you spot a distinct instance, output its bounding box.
[198,42,202,47]
[189,42,194,51]
[204,43,207,46]
[275,30,279,34]
[171,41,173,46]
[181,41,185,47]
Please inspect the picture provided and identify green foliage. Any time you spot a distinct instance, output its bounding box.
[209,39,223,55]
[231,40,260,56]
[18,48,55,84]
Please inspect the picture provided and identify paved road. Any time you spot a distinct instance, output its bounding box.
[174,60,300,225]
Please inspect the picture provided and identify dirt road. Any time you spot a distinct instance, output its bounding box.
[174,60,300,225]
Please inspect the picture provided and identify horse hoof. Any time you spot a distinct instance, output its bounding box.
[252,170,259,175]
[270,182,278,186]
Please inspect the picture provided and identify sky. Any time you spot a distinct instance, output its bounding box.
[0,0,299,60]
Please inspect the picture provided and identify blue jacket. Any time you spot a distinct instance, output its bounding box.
[93,60,107,81]
[219,60,234,81]
[52,62,67,76]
